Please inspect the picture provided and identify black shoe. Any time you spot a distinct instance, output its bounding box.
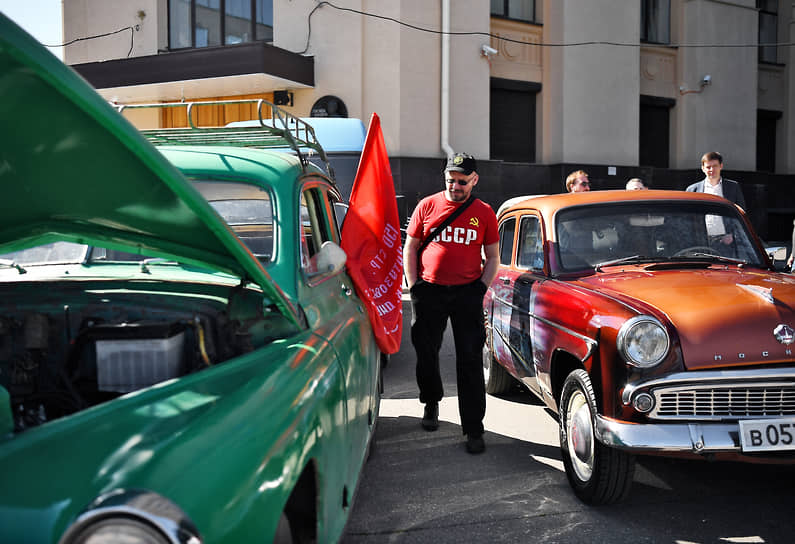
[421,403,439,431]
[465,433,485,454]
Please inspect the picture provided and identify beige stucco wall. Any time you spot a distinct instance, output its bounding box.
[63,0,161,63]
[672,0,758,170]
[542,0,640,166]
[277,0,490,159]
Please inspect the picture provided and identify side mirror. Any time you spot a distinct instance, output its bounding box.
[310,241,347,276]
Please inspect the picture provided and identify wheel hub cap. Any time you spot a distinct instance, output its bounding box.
[571,404,593,463]
[566,390,594,481]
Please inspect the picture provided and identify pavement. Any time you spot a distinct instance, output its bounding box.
[341,299,795,544]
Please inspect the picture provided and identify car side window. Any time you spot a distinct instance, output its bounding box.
[499,217,516,265]
[300,185,338,277]
[517,215,543,270]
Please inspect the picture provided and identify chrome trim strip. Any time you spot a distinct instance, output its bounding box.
[622,367,795,405]
[595,415,742,453]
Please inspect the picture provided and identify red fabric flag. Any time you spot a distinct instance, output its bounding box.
[341,113,403,354]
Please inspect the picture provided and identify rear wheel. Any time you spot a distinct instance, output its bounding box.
[483,342,513,394]
[558,369,635,504]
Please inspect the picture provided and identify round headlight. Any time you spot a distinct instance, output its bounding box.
[617,315,669,368]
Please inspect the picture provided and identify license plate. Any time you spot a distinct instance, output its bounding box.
[739,418,795,452]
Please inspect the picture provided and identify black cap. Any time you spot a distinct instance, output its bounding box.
[445,153,477,175]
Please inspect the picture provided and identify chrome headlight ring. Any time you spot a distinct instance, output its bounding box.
[617,315,670,368]
[59,489,202,544]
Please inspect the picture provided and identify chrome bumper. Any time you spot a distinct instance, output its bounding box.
[595,416,741,453]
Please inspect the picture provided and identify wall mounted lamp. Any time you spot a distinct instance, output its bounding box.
[273,90,294,107]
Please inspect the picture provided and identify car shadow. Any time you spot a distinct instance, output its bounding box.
[345,411,795,544]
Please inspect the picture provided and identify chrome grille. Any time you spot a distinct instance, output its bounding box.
[650,383,795,420]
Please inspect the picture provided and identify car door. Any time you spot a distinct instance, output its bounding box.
[491,215,517,371]
[508,214,545,395]
[297,180,378,477]
[493,212,546,388]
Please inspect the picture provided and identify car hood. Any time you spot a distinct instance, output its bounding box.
[0,14,300,324]
[582,266,795,370]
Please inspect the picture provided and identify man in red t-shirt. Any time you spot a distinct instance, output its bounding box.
[403,153,499,454]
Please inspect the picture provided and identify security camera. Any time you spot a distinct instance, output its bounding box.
[702,74,712,86]
[481,44,498,57]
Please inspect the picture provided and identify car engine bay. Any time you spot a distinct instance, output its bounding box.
[0,279,295,432]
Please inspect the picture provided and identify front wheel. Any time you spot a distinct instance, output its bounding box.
[558,369,635,504]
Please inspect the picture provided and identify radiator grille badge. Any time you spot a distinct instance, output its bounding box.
[774,324,795,345]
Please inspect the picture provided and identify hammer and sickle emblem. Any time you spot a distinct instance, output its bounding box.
[469,217,479,227]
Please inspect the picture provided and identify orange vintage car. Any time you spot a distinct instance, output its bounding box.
[482,189,795,504]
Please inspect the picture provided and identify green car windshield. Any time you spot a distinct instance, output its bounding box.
[1,181,275,267]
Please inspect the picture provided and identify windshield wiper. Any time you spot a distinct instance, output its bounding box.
[682,252,748,265]
[139,257,178,273]
[594,255,657,272]
[0,259,27,274]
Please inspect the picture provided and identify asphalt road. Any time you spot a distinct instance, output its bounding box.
[342,299,795,544]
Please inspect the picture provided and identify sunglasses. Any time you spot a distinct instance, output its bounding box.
[446,177,471,186]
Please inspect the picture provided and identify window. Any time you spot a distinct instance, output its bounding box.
[490,0,535,23]
[641,0,670,44]
[517,216,543,270]
[490,79,540,162]
[194,181,275,262]
[758,0,777,63]
[499,217,516,265]
[196,0,221,47]
[300,186,338,277]
[757,109,781,172]
[168,0,273,50]
[639,95,675,168]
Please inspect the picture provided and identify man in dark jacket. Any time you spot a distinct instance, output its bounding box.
[686,151,746,209]
[686,151,746,251]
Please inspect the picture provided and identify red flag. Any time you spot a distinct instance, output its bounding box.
[341,113,403,354]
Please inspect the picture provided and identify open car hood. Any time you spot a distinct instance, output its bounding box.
[0,14,300,325]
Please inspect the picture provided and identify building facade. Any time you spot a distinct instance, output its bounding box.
[63,0,795,237]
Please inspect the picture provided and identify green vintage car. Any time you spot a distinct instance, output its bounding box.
[0,13,381,544]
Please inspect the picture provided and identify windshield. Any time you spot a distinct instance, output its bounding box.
[0,242,88,265]
[193,181,274,263]
[1,181,275,267]
[555,202,765,271]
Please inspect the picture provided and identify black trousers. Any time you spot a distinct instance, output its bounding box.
[409,279,487,437]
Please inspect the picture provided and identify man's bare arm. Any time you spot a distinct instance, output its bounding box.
[403,234,421,288]
[480,242,499,287]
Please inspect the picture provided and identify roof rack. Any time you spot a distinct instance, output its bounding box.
[113,99,334,180]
